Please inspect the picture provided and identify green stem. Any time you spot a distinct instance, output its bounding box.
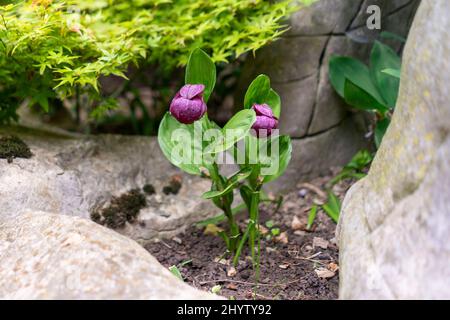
[209,163,239,253]
[248,188,260,268]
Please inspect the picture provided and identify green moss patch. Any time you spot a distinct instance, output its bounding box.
[91,189,147,229]
[0,135,32,163]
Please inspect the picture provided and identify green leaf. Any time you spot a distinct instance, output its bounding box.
[271,228,280,236]
[345,150,373,171]
[244,74,271,109]
[265,220,274,228]
[195,203,246,227]
[202,167,253,199]
[260,135,293,183]
[344,79,389,112]
[207,109,256,154]
[168,265,183,281]
[382,68,401,79]
[239,185,253,209]
[306,205,318,230]
[375,118,390,148]
[158,112,210,175]
[322,192,341,223]
[185,48,216,103]
[265,88,281,118]
[329,56,387,107]
[370,41,401,108]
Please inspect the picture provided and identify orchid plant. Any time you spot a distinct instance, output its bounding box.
[158,49,292,271]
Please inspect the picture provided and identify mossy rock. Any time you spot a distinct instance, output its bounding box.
[0,135,32,163]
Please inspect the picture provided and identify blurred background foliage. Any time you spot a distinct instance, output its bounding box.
[0,0,308,134]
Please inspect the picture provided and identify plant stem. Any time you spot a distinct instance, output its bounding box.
[248,188,261,269]
[209,163,239,253]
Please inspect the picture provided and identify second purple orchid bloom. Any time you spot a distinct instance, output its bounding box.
[251,103,278,137]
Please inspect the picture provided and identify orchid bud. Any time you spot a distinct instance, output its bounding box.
[169,84,207,124]
[251,103,278,137]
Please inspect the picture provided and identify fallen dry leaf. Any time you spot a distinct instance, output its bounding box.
[226,283,237,290]
[172,236,182,245]
[227,266,237,277]
[314,267,336,279]
[257,225,269,235]
[291,216,303,230]
[328,262,339,273]
[214,257,229,265]
[204,224,224,236]
[294,230,306,236]
[313,237,329,249]
[274,231,289,244]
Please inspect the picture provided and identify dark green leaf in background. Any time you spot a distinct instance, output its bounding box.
[370,41,401,108]
[329,56,386,107]
[375,117,391,148]
[344,79,389,112]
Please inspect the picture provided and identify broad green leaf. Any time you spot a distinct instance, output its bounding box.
[375,117,390,148]
[244,74,271,109]
[266,88,281,118]
[207,109,256,154]
[202,167,253,199]
[260,135,292,183]
[158,112,210,175]
[370,41,401,108]
[185,48,216,102]
[382,68,401,79]
[344,79,389,112]
[329,56,387,107]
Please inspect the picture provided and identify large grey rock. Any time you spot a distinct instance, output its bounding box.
[0,211,218,299]
[338,0,450,299]
[0,126,216,244]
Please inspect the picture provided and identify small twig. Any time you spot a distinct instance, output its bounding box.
[159,240,172,249]
[298,183,327,200]
[306,252,322,259]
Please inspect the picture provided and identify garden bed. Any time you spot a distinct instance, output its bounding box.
[146,170,356,300]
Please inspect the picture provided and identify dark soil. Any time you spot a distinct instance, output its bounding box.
[146,171,356,300]
[91,189,147,229]
[0,135,32,163]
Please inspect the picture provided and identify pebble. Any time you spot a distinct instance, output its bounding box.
[298,189,308,198]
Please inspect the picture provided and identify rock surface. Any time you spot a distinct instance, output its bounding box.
[0,211,219,299]
[267,115,368,192]
[239,0,420,137]
[0,126,216,244]
[235,0,419,181]
[338,0,450,299]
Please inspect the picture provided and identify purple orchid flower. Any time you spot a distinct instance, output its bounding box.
[169,84,207,124]
[251,103,278,137]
